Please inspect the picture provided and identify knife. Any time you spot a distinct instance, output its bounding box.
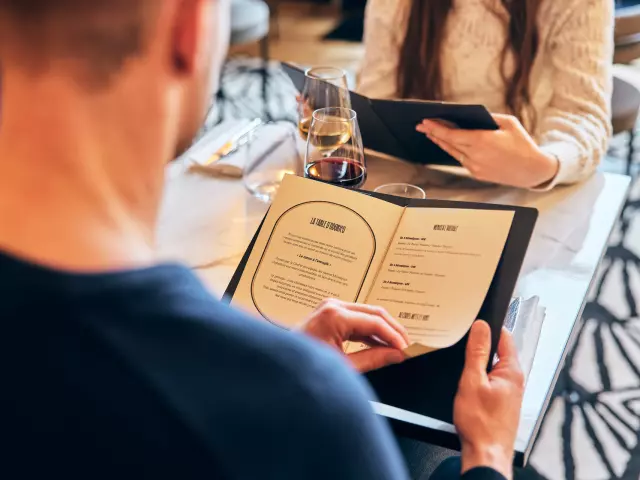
[202,118,263,166]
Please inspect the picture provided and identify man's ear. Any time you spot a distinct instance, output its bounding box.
[172,0,208,74]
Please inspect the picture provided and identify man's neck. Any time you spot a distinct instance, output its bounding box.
[0,72,170,272]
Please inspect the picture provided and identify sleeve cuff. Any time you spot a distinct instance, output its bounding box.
[461,466,508,480]
[530,142,585,192]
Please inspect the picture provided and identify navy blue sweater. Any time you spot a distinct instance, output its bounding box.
[1,251,504,480]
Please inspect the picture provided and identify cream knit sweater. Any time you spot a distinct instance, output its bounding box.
[358,0,614,189]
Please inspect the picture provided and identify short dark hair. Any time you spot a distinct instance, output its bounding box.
[0,0,156,87]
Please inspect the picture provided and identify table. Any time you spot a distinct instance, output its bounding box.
[158,153,631,467]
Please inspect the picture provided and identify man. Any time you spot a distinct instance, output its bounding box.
[0,1,524,479]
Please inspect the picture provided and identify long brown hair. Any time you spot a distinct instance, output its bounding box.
[397,0,540,123]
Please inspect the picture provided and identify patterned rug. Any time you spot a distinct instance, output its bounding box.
[527,174,640,480]
[213,57,640,480]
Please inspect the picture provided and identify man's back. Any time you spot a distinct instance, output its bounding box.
[1,251,406,479]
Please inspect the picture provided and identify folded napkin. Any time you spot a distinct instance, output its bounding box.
[185,119,304,180]
[501,296,545,378]
[186,119,259,179]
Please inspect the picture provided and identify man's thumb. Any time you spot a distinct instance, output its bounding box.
[464,320,492,374]
[349,347,406,373]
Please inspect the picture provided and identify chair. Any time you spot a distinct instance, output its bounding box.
[611,6,640,175]
[614,5,640,64]
[611,73,640,175]
[231,0,270,51]
[264,0,283,40]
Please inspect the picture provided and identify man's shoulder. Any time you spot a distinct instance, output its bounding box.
[180,289,370,403]
[103,266,381,443]
[5,262,406,479]
[93,264,372,408]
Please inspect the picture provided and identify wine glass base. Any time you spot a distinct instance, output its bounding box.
[246,180,282,203]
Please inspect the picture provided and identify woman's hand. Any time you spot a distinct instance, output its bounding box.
[297,298,409,372]
[416,114,559,189]
[296,94,313,119]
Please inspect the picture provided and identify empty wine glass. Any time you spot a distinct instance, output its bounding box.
[298,67,351,141]
[305,107,366,189]
[374,183,426,199]
[244,122,302,203]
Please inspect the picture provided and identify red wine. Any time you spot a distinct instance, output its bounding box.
[305,157,366,188]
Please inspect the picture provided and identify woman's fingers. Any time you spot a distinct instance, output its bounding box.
[490,113,519,130]
[417,119,476,147]
[416,122,470,164]
[430,136,468,166]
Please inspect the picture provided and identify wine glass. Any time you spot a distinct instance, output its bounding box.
[305,107,366,189]
[244,122,302,203]
[298,67,351,140]
[374,183,426,199]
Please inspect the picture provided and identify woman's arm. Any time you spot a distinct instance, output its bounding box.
[416,0,614,190]
[536,0,614,190]
[357,0,408,99]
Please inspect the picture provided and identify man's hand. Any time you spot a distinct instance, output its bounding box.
[416,115,559,189]
[454,321,525,480]
[297,299,409,372]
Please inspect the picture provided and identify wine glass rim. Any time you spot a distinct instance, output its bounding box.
[305,66,347,80]
[312,107,357,122]
[374,183,427,198]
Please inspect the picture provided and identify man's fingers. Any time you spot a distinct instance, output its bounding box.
[493,328,524,384]
[418,119,476,147]
[350,336,387,348]
[463,320,492,377]
[343,310,409,350]
[496,327,519,364]
[311,300,409,351]
[348,347,406,373]
[341,303,410,346]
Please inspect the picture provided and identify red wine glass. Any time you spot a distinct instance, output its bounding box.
[304,107,366,189]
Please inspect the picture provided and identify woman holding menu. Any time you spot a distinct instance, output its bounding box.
[358,0,613,191]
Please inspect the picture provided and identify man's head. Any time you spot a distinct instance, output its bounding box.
[0,0,230,159]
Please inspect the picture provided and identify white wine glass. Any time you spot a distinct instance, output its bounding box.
[305,107,366,189]
[298,67,351,140]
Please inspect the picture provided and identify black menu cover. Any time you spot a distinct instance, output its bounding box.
[282,62,498,166]
[223,189,537,428]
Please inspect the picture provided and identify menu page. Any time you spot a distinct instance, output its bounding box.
[231,175,404,327]
[362,207,514,357]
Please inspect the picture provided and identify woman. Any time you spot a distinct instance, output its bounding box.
[358,0,613,190]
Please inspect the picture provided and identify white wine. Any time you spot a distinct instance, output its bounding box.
[298,117,311,140]
[308,117,351,153]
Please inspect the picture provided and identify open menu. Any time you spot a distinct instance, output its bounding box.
[229,175,519,358]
